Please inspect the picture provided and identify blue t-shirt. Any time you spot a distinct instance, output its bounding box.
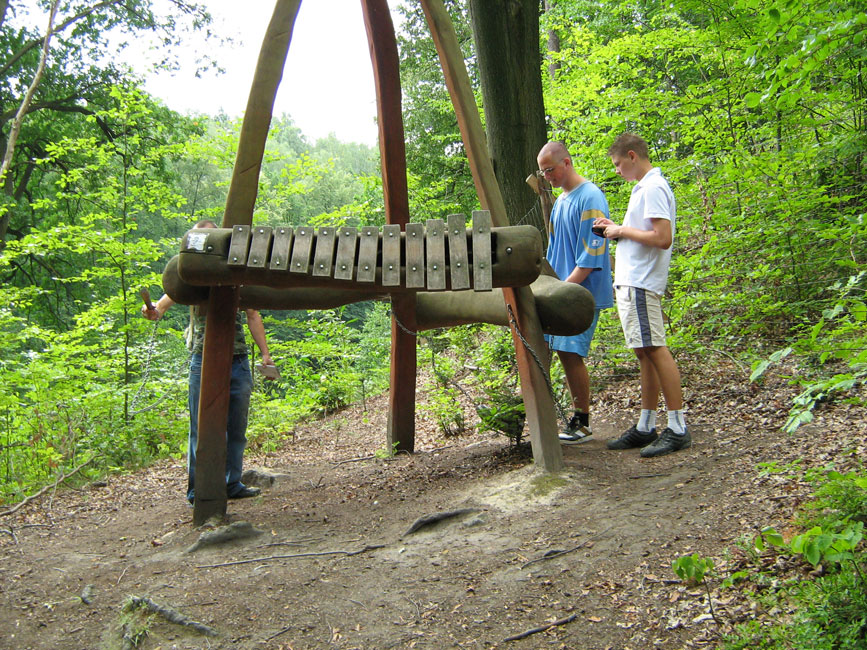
[546,181,613,309]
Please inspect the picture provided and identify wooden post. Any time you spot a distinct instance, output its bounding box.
[361,0,417,453]
[224,0,302,226]
[526,174,554,237]
[193,0,302,523]
[419,0,563,472]
[193,286,239,525]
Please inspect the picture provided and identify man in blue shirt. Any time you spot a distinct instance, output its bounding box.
[536,141,613,444]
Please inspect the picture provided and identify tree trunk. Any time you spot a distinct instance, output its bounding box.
[543,0,560,79]
[468,0,547,226]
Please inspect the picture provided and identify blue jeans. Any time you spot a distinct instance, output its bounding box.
[187,353,253,501]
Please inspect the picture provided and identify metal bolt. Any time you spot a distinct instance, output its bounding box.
[207,246,213,252]
[506,247,513,254]
[252,258,258,264]
[456,262,461,267]
[364,265,370,271]
[341,264,347,270]
[412,266,417,272]
[319,264,324,269]
[232,256,238,262]
[300,230,305,235]
[388,264,394,270]
[433,264,438,270]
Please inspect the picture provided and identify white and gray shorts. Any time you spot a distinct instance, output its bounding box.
[615,285,667,348]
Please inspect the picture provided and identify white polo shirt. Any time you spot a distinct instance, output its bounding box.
[613,167,676,295]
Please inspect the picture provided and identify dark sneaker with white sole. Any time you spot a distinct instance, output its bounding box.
[559,425,593,445]
[606,425,658,450]
[559,413,593,445]
[640,427,691,458]
[229,486,261,499]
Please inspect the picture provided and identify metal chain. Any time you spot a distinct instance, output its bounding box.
[506,303,571,426]
[129,319,160,414]
[391,310,419,337]
[129,319,193,417]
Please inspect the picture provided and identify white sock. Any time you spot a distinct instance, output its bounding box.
[637,409,656,433]
[667,410,686,434]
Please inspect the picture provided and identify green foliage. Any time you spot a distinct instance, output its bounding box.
[540,0,867,431]
[397,0,481,220]
[723,568,867,650]
[419,329,470,438]
[802,466,867,530]
[672,553,715,586]
[721,465,867,649]
[756,522,863,567]
[476,397,525,442]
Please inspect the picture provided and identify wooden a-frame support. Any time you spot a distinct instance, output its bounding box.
[192,0,562,526]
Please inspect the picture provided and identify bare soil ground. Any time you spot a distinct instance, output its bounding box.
[1,358,863,650]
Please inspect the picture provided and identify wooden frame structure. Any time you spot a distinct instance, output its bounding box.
[188,0,565,525]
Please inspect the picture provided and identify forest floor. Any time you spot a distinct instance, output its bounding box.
[1,356,864,650]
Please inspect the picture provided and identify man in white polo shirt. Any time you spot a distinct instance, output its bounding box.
[593,133,690,457]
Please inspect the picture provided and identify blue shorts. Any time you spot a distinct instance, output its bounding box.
[545,308,602,358]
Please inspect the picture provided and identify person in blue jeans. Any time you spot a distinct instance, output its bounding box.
[142,220,274,503]
[536,141,613,444]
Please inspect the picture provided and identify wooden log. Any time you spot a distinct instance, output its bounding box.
[171,225,542,292]
[164,258,593,336]
[193,287,238,525]
[415,272,594,335]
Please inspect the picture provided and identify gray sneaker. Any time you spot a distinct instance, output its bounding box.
[640,427,691,458]
[606,425,658,450]
[559,413,593,445]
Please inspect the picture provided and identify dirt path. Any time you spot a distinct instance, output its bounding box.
[1,359,862,649]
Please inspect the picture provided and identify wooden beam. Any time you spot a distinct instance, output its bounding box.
[419,0,563,472]
[193,286,239,525]
[224,0,302,226]
[361,0,417,453]
[194,0,301,523]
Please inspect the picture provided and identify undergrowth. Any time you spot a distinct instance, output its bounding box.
[718,463,867,649]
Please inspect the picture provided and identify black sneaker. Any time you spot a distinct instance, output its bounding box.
[559,414,593,445]
[229,486,261,499]
[606,425,658,450]
[640,427,691,458]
